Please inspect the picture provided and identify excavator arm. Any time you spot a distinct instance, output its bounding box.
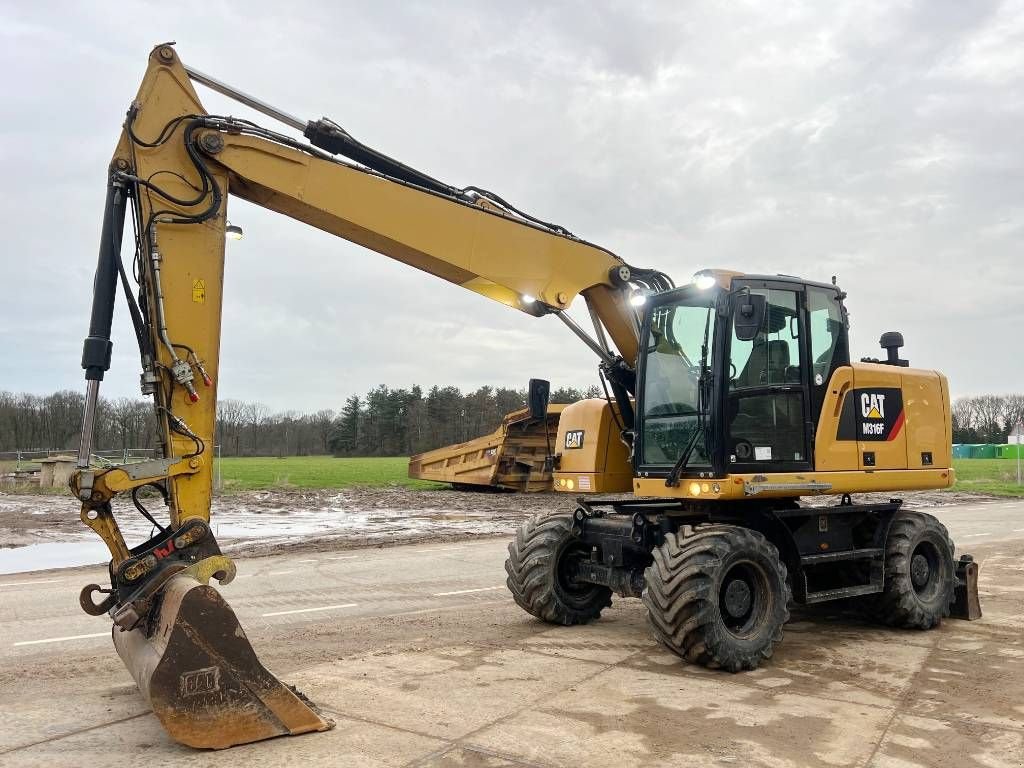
[71,44,669,749]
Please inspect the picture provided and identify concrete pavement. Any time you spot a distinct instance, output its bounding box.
[1,498,1022,766]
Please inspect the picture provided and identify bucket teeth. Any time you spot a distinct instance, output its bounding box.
[113,572,333,749]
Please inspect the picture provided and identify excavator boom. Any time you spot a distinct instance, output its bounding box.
[72,44,665,749]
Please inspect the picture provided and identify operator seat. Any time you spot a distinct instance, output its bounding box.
[736,339,791,388]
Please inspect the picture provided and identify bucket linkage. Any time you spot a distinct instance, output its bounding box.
[76,490,333,750]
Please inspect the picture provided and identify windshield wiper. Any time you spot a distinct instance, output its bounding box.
[665,305,713,487]
[665,420,702,487]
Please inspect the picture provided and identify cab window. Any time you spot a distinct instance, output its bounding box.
[729,289,802,389]
[807,287,845,387]
[726,288,808,466]
[640,296,715,467]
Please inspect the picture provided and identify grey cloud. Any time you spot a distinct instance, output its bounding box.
[0,0,1021,410]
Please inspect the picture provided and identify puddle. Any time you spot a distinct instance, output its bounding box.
[0,487,565,575]
[0,540,112,575]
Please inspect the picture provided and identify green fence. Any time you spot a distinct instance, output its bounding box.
[967,444,998,459]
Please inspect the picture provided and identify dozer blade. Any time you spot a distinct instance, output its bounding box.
[951,554,982,621]
[113,572,333,749]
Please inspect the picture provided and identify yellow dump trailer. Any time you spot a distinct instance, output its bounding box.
[408,405,566,491]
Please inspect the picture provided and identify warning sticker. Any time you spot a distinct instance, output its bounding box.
[754,446,772,461]
[192,279,206,304]
[577,476,592,491]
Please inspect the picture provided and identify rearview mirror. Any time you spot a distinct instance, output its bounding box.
[731,293,767,342]
[528,378,550,420]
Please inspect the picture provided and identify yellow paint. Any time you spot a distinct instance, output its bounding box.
[554,398,633,493]
[634,467,954,501]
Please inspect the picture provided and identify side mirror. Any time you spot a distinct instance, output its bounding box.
[528,378,550,420]
[731,293,767,342]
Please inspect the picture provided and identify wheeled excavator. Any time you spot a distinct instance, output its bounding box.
[72,44,980,750]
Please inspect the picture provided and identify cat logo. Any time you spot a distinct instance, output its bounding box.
[861,393,886,420]
[564,430,585,449]
[837,387,904,442]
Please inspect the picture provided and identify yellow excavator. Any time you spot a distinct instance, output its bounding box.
[72,44,980,750]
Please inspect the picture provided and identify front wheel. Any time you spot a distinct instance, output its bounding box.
[505,511,612,625]
[643,525,791,672]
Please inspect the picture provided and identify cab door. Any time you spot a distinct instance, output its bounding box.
[724,283,811,473]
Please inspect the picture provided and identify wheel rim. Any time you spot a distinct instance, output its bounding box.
[910,539,942,600]
[718,560,771,637]
[555,541,604,609]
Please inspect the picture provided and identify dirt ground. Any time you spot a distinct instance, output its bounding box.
[1,512,1022,767]
[0,487,571,572]
[0,486,989,556]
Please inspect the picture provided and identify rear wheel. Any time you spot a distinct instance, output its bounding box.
[505,511,612,625]
[643,525,790,672]
[871,511,955,629]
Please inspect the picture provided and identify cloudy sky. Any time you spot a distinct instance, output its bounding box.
[1,1,1021,412]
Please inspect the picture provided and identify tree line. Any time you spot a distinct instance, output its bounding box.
[951,394,1024,444]
[4,389,1018,458]
[0,385,600,458]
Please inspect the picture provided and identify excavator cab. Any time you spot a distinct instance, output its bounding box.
[634,270,852,481]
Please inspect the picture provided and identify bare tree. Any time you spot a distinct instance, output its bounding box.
[243,402,269,455]
[309,409,336,454]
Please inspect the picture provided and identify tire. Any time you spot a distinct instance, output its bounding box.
[642,525,791,672]
[872,511,955,629]
[505,511,612,625]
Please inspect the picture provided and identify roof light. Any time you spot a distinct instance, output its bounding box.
[521,294,536,305]
[693,272,716,290]
[225,222,244,240]
[629,291,647,307]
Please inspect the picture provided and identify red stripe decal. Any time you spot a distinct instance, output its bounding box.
[887,410,905,441]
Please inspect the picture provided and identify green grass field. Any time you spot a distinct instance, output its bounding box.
[217,456,1024,495]
[4,455,1023,497]
[949,458,1024,497]
[217,456,439,491]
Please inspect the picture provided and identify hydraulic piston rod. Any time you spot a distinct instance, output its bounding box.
[185,65,306,132]
[77,177,128,468]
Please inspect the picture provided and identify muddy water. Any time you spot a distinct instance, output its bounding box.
[0,541,114,575]
[0,487,561,573]
[0,486,992,574]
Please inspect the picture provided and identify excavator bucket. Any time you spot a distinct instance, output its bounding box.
[112,572,333,749]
